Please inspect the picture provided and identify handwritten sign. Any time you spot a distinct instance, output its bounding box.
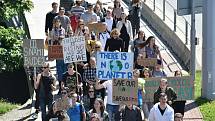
[48,45,63,60]
[62,36,87,63]
[112,79,138,105]
[87,23,104,34]
[23,39,45,67]
[137,58,157,67]
[143,76,193,102]
[96,52,134,80]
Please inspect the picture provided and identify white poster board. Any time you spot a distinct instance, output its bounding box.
[96,52,134,80]
[62,36,87,63]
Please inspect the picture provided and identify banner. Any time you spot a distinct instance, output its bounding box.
[143,76,193,102]
[48,45,63,60]
[23,39,45,67]
[112,79,138,105]
[96,52,134,80]
[137,58,157,67]
[62,36,87,63]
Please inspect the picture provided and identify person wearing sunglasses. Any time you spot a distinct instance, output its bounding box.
[82,85,96,112]
[35,63,57,121]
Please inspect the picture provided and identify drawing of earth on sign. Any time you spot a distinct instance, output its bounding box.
[109,60,123,72]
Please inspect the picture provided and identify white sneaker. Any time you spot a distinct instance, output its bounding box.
[32,113,38,119]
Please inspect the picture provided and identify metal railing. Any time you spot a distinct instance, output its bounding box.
[144,0,191,47]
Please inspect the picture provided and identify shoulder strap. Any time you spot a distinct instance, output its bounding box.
[80,104,83,121]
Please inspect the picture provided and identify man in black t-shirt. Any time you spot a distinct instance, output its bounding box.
[62,63,83,96]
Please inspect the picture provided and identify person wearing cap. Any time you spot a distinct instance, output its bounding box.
[45,2,59,36]
[80,3,98,25]
[153,78,177,106]
[70,0,85,18]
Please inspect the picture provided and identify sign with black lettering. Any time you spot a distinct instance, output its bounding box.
[48,45,63,60]
[23,39,45,67]
[112,79,138,105]
[143,76,193,102]
[62,36,87,63]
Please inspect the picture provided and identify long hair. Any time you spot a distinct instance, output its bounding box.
[92,98,105,117]
[145,36,159,54]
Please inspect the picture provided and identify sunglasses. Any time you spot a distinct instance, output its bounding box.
[79,23,84,25]
[61,91,67,95]
[95,46,100,48]
[89,91,94,93]
[43,67,49,69]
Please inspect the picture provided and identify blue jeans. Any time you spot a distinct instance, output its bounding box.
[56,60,67,81]
[106,104,119,121]
[39,94,53,121]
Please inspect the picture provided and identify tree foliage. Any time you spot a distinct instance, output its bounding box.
[0,26,25,72]
[0,0,34,20]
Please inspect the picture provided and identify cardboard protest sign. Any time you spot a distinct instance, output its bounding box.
[137,58,157,67]
[112,78,138,105]
[48,45,63,60]
[62,36,87,63]
[96,52,134,80]
[23,39,45,67]
[87,23,104,34]
[143,76,193,102]
[54,98,71,111]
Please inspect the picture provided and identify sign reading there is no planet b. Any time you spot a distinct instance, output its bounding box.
[23,39,45,67]
[96,52,134,80]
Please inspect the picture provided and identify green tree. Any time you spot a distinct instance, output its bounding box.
[0,0,34,20]
[0,26,25,72]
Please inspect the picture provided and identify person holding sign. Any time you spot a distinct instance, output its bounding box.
[62,63,83,98]
[104,29,124,52]
[98,22,110,51]
[74,19,89,36]
[95,79,119,121]
[145,36,162,60]
[148,93,174,121]
[153,78,177,106]
[35,63,57,121]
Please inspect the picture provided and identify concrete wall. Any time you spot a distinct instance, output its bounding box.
[140,2,191,71]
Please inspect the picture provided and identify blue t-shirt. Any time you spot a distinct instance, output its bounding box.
[67,102,85,121]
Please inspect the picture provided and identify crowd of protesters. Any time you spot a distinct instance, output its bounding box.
[27,0,186,121]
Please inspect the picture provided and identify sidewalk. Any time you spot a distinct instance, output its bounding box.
[183,100,203,121]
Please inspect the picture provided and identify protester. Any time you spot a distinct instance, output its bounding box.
[174,70,182,77]
[135,54,145,71]
[50,18,65,45]
[148,93,174,121]
[117,12,133,52]
[154,78,177,106]
[112,0,124,28]
[104,28,124,52]
[62,63,83,97]
[115,103,142,121]
[81,3,98,24]
[95,79,119,121]
[102,9,114,32]
[96,0,107,17]
[83,85,96,111]
[67,93,86,121]
[70,0,85,18]
[91,41,102,59]
[98,22,110,50]
[129,0,141,36]
[87,98,109,121]
[145,36,162,60]
[94,3,104,22]
[54,7,72,36]
[83,57,97,95]
[35,63,57,121]
[74,19,90,36]
[45,2,58,36]
[90,113,101,121]
[131,30,146,60]
[152,60,166,77]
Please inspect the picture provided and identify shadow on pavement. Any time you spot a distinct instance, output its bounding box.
[15,113,34,121]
